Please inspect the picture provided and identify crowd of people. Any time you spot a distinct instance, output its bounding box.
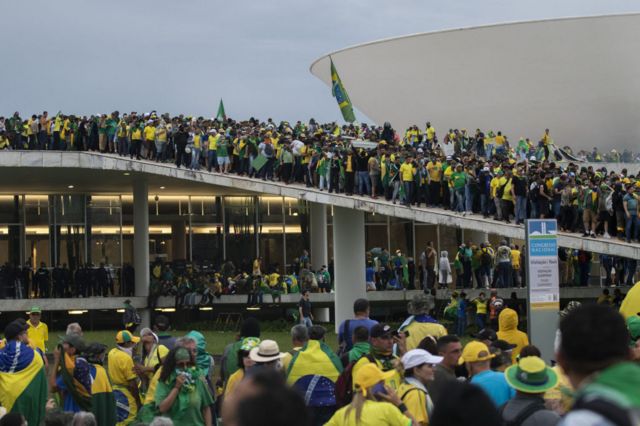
[2,112,640,244]
[0,294,639,425]
[2,241,636,304]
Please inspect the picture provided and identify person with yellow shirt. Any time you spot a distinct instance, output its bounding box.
[352,324,403,392]
[328,362,414,426]
[399,156,416,207]
[154,124,168,163]
[224,337,260,398]
[26,306,48,353]
[398,349,443,426]
[494,131,506,156]
[426,157,442,206]
[425,122,436,148]
[108,330,141,425]
[471,292,488,329]
[442,159,454,209]
[142,121,156,160]
[136,328,169,395]
[129,121,143,160]
[510,244,522,287]
[53,113,63,150]
[206,129,219,172]
[0,131,10,150]
[190,128,203,170]
[490,170,506,220]
[116,118,129,157]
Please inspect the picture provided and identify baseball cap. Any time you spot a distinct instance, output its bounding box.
[62,334,87,351]
[354,362,396,396]
[401,349,443,370]
[29,306,42,314]
[627,316,640,347]
[475,328,497,342]
[492,339,517,352]
[115,330,140,345]
[459,341,495,365]
[370,324,394,339]
[240,337,261,352]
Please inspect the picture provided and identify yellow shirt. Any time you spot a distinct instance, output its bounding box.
[326,400,411,426]
[397,382,429,425]
[208,134,219,150]
[143,126,156,141]
[400,163,414,182]
[269,273,280,287]
[426,161,442,182]
[144,367,162,404]
[224,368,244,397]
[142,344,169,379]
[426,126,435,141]
[156,127,167,143]
[511,249,521,269]
[193,134,201,148]
[502,177,513,201]
[131,128,142,140]
[107,347,137,386]
[494,135,505,146]
[473,299,488,315]
[27,320,48,353]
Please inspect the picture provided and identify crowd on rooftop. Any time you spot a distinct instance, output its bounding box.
[1,111,640,244]
[0,293,639,425]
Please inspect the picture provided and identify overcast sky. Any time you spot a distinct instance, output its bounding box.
[1,0,637,123]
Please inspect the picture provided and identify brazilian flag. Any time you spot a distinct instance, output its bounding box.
[286,340,343,407]
[330,59,356,123]
[91,364,117,426]
[0,342,47,426]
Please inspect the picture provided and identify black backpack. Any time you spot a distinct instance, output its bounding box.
[500,400,545,426]
[571,395,640,426]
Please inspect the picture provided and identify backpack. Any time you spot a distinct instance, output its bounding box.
[571,394,640,426]
[496,178,511,199]
[264,143,274,157]
[334,354,375,408]
[500,400,545,426]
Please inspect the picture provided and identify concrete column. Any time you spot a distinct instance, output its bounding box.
[466,229,489,245]
[332,207,366,332]
[133,180,150,328]
[171,221,187,260]
[310,202,328,270]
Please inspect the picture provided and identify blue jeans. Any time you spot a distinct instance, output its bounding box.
[207,151,218,172]
[552,199,561,219]
[476,313,486,330]
[465,184,473,212]
[480,193,489,216]
[456,315,466,336]
[190,147,201,169]
[626,215,639,241]
[358,171,371,195]
[302,316,313,328]
[455,188,465,212]
[497,262,512,288]
[515,196,527,222]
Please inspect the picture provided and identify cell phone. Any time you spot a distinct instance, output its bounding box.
[371,382,387,399]
[393,330,410,338]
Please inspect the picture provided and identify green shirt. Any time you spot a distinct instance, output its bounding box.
[451,171,467,189]
[216,140,228,157]
[154,373,214,426]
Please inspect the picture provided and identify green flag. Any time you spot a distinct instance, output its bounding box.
[216,99,226,121]
[330,59,356,123]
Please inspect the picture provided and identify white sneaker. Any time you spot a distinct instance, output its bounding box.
[603,233,611,239]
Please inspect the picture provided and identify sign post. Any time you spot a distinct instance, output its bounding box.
[525,219,560,362]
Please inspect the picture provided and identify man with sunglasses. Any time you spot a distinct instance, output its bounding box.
[26,306,48,354]
[351,324,403,391]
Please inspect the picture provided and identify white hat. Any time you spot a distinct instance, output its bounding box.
[249,339,285,363]
[401,349,443,370]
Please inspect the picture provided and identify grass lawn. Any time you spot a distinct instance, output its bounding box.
[82,328,339,356]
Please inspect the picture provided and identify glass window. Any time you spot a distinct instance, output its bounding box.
[24,196,51,268]
[285,198,309,273]
[191,196,223,266]
[87,195,120,268]
[258,197,284,273]
[0,195,22,224]
[415,224,438,255]
[225,196,256,268]
[365,224,388,252]
[389,216,413,259]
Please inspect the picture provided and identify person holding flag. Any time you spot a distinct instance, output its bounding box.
[0,320,47,426]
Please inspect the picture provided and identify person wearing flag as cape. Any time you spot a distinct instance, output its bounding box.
[49,333,92,413]
[0,320,47,426]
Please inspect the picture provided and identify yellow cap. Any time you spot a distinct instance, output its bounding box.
[459,341,495,365]
[115,330,140,345]
[354,363,396,396]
